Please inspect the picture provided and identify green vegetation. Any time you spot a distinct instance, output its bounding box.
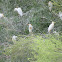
[4,34,62,62]
[0,0,62,62]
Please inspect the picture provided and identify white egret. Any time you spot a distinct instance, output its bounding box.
[28,24,33,33]
[12,35,17,41]
[48,21,55,34]
[0,13,4,18]
[14,7,23,16]
[48,1,53,11]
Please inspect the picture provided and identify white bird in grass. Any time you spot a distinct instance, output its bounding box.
[0,13,4,18]
[48,1,53,11]
[12,35,17,41]
[58,11,62,20]
[48,21,55,34]
[14,7,23,16]
[28,24,33,34]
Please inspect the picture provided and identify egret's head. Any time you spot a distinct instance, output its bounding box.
[48,1,52,3]
[27,24,32,26]
[52,21,56,24]
[14,8,17,11]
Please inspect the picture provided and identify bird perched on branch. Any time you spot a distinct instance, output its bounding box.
[14,7,23,16]
[28,24,33,34]
[48,1,53,11]
[0,13,4,18]
[48,21,55,34]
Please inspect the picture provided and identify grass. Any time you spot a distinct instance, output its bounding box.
[32,34,62,62]
[4,34,62,62]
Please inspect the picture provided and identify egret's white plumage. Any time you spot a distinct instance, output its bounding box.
[12,35,17,41]
[48,1,53,11]
[48,21,55,33]
[0,13,4,18]
[28,24,33,33]
[58,11,62,20]
[14,7,23,16]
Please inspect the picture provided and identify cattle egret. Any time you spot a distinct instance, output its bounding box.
[0,13,4,18]
[48,21,55,34]
[12,35,17,41]
[58,11,62,20]
[14,7,23,16]
[28,24,33,33]
[48,1,53,11]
